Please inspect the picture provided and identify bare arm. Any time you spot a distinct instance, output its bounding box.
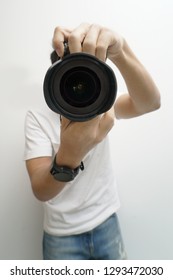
[111,40,161,118]
[26,109,115,202]
[53,23,161,119]
[26,157,66,201]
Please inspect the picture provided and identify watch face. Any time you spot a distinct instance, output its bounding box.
[50,159,79,182]
[53,172,74,182]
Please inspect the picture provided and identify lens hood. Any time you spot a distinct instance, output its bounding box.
[43,53,117,121]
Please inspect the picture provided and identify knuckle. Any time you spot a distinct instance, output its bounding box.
[96,44,105,53]
[101,26,110,34]
[83,40,94,50]
[54,26,62,33]
[68,32,79,44]
[91,23,101,30]
[100,27,112,40]
[81,22,90,28]
[52,26,63,48]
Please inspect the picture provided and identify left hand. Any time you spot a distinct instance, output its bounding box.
[56,106,115,168]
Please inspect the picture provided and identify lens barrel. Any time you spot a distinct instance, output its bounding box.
[43,53,117,121]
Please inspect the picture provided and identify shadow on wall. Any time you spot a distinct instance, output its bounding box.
[1,65,44,259]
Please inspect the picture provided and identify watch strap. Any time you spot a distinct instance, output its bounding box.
[50,155,84,182]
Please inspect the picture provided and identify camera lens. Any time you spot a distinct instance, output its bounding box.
[43,53,117,121]
[59,67,101,107]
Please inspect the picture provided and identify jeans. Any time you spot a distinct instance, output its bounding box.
[43,213,127,260]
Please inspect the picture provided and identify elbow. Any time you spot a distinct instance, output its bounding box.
[33,189,48,202]
[156,96,161,110]
[32,184,50,202]
[154,88,161,110]
[35,194,48,202]
[143,90,161,114]
[150,94,161,113]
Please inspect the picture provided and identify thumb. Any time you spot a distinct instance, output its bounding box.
[60,115,72,129]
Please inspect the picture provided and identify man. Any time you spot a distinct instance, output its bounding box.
[24,23,160,260]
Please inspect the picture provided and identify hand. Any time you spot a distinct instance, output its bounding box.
[56,107,115,168]
[52,23,124,62]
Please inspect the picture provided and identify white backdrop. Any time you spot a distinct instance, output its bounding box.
[0,0,172,259]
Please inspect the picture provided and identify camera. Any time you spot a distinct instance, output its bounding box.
[43,45,117,122]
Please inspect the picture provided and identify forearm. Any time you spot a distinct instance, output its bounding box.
[26,158,66,202]
[112,39,161,116]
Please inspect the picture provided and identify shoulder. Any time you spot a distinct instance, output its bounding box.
[25,106,61,144]
[25,106,60,129]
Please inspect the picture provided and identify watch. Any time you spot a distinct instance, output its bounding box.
[50,155,84,182]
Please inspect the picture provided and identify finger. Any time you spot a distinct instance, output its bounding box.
[82,24,101,56]
[68,23,90,53]
[96,28,113,61]
[52,26,72,57]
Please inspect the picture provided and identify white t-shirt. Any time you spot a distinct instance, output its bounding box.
[24,106,120,236]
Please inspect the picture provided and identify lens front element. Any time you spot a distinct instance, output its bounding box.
[60,67,101,108]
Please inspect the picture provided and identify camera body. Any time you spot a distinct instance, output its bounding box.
[43,51,117,121]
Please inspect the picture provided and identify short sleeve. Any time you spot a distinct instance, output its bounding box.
[24,110,53,160]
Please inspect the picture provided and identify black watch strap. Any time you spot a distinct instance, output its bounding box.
[50,155,84,182]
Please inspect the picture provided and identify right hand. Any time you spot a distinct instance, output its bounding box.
[52,23,123,62]
[56,107,115,168]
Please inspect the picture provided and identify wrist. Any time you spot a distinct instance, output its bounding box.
[110,38,130,66]
[51,154,84,182]
[55,149,82,169]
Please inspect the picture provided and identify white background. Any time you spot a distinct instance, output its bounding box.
[0,0,172,260]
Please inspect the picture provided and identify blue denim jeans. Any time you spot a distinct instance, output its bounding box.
[43,213,127,260]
